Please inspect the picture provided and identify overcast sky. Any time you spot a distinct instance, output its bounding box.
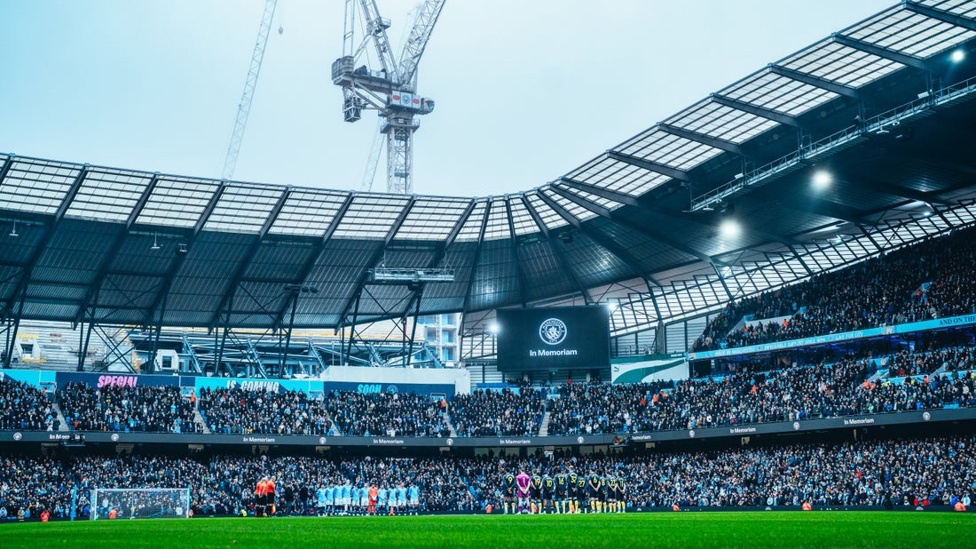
[0,0,893,198]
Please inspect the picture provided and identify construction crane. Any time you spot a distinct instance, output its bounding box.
[221,0,279,181]
[332,0,446,195]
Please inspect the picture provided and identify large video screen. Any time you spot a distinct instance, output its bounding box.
[496,306,610,372]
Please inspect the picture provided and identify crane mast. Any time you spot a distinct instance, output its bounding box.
[332,0,446,195]
[222,0,278,181]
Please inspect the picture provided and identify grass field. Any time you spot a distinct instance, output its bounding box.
[2,512,973,548]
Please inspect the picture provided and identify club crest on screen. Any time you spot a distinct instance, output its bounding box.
[539,318,568,345]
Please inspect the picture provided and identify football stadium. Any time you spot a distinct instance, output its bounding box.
[2,0,976,547]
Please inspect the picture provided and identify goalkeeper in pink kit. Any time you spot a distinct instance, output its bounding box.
[516,470,532,514]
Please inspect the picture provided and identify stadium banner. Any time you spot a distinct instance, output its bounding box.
[5,408,974,448]
[192,377,455,397]
[194,377,320,394]
[688,313,976,360]
[55,372,178,390]
[321,381,454,397]
[496,306,610,372]
[611,353,688,384]
[320,365,467,395]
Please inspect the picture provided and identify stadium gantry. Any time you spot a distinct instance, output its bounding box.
[1,0,976,377]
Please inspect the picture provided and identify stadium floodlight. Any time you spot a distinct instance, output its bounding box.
[719,219,741,238]
[812,170,832,190]
[89,487,191,520]
[951,50,965,63]
[488,322,500,334]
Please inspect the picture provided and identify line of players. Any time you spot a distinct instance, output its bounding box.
[502,466,626,514]
[312,482,420,516]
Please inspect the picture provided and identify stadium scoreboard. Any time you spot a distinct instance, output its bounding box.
[496,306,610,372]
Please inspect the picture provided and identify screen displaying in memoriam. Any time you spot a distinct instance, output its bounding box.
[496,306,610,372]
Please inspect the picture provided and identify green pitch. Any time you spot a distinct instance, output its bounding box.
[3,512,973,548]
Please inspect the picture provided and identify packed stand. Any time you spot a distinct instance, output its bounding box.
[0,456,73,520]
[546,380,674,436]
[624,436,976,508]
[59,382,198,433]
[547,349,976,436]
[0,378,57,431]
[692,227,976,352]
[322,391,448,437]
[3,434,976,519]
[450,386,546,437]
[197,387,332,436]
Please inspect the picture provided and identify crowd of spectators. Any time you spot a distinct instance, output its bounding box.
[547,380,674,436]
[323,391,448,437]
[625,436,976,508]
[198,387,331,436]
[7,344,976,441]
[693,227,976,351]
[58,382,198,433]
[2,434,975,519]
[0,378,56,431]
[197,388,448,437]
[0,455,73,520]
[450,386,546,437]
[547,349,976,436]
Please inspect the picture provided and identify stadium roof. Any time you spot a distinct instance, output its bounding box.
[2,0,976,337]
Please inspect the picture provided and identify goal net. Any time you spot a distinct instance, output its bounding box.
[90,488,191,520]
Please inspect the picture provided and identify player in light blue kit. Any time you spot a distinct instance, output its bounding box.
[408,483,420,514]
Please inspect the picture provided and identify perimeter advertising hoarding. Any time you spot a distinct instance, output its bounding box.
[5,408,971,448]
[496,306,610,372]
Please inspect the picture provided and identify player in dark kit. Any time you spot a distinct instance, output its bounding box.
[587,470,601,513]
[574,469,586,514]
[567,467,579,513]
[502,471,516,514]
[531,471,543,514]
[616,473,627,513]
[606,472,618,513]
[554,468,569,514]
[541,471,555,514]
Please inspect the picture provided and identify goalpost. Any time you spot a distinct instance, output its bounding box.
[89,488,191,520]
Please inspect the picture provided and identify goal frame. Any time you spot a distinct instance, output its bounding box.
[89,487,191,520]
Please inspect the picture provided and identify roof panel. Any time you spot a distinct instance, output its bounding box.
[721,69,839,116]
[920,0,976,18]
[331,195,410,239]
[204,184,285,234]
[555,184,623,212]
[0,158,82,215]
[780,40,904,88]
[394,196,470,241]
[540,187,596,222]
[455,200,488,242]
[269,189,349,237]
[508,196,540,237]
[843,6,976,59]
[665,99,779,144]
[483,198,511,241]
[569,157,670,197]
[137,176,221,228]
[64,168,152,223]
[524,191,569,230]
[614,128,723,171]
